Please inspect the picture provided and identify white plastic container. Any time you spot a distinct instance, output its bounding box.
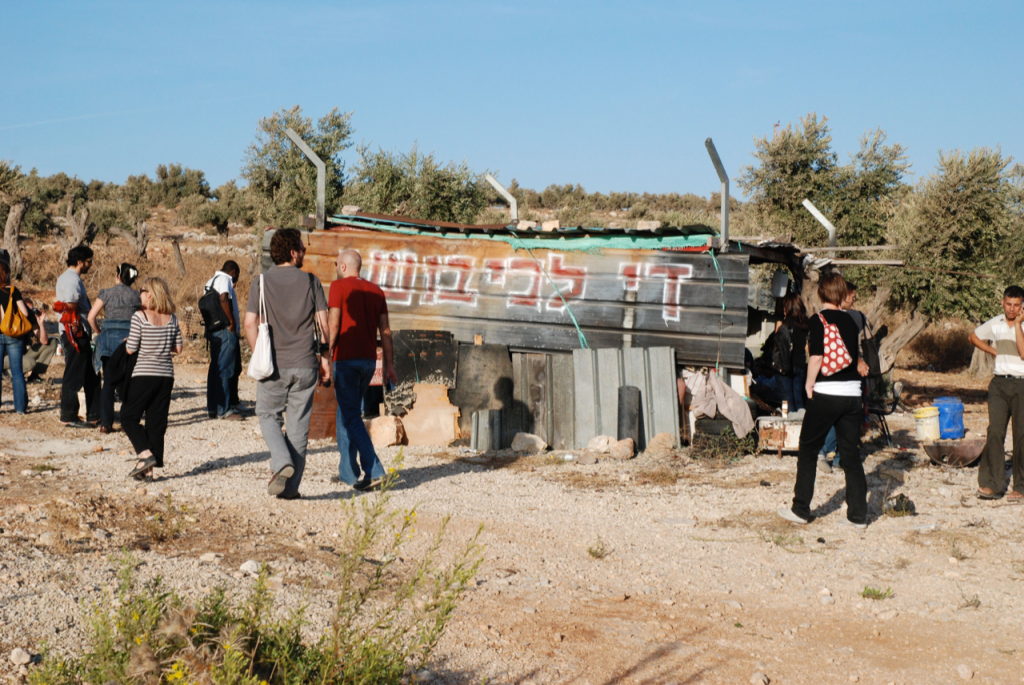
[914,407,940,442]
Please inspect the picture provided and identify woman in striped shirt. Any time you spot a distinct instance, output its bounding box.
[124,277,183,480]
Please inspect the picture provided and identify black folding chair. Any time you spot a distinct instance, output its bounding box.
[866,380,903,448]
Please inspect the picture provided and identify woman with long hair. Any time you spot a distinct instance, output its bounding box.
[122,277,182,480]
[778,272,869,529]
[87,263,141,433]
[774,293,809,411]
[0,260,46,413]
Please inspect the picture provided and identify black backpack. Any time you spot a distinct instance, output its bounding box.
[198,283,230,334]
[771,323,793,376]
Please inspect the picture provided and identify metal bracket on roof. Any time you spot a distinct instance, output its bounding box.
[284,128,325,232]
[484,174,518,223]
[705,138,730,253]
[801,199,837,257]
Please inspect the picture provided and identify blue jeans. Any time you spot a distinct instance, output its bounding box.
[96,321,132,428]
[207,329,239,418]
[334,359,385,485]
[778,369,806,412]
[820,427,838,464]
[0,334,27,414]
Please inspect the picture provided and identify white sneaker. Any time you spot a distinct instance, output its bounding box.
[817,459,833,474]
[837,517,867,530]
[776,507,810,525]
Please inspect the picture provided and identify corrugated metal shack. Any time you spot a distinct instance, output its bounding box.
[265,213,797,449]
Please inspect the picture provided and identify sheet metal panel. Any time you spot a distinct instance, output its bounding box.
[278,226,749,369]
[572,347,680,450]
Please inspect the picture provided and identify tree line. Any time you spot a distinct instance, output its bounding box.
[4,107,1023,329]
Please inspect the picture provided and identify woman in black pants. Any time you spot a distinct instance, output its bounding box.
[778,272,869,529]
[122,277,182,480]
[86,263,141,433]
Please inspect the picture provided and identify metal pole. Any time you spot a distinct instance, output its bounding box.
[801,199,837,255]
[284,128,325,232]
[484,174,518,223]
[705,138,729,253]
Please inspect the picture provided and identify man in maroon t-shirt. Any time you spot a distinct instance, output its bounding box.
[328,250,397,489]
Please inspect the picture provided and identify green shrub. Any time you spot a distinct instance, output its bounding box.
[30,472,482,685]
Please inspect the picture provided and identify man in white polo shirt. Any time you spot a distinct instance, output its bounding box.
[969,285,1024,502]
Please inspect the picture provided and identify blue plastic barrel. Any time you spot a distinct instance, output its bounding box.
[932,397,965,439]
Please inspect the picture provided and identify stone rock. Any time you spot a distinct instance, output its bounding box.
[342,205,362,214]
[645,432,675,456]
[268,575,285,591]
[609,438,635,460]
[576,451,598,465]
[93,529,110,541]
[402,384,460,446]
[512,432,547,453]
[90,482,102,491]
[957,664,973,680]
[750,672,770,685]
[199,552,222,564]
[239,560,261,575]
[9,648,31,665]
[37,532,56,547]
[876,609,898,621]
[819,595,835,606]
[880,467,906,483]
[516,220,538,230]
[364,416,406,448]
[92,444,104,453]
[637,220,662,230]
[587,435,615,453]
[541,220,561,232]
[135,487,147,496]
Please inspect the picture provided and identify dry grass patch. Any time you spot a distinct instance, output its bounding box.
[701,510,805,550]
[550,470,622,491]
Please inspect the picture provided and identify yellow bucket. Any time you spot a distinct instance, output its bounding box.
[914,406,940,442]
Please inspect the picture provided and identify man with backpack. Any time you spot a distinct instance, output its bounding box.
[202,260,243,420]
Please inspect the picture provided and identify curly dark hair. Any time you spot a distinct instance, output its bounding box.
[66,245,94,267]
[269,228,304,265]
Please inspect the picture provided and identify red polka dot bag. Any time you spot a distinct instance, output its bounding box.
[818,312,853,376]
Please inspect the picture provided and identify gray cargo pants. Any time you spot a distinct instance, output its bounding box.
[256,367,318,497]
[979,375,1024,496]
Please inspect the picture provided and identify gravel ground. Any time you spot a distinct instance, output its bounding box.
[2,363,1024,684]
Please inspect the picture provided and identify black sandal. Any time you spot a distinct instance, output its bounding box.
[129,457,157,479]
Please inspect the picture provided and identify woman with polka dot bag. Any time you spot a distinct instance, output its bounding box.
[778,272,870,529]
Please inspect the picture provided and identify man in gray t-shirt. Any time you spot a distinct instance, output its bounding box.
[56,246,100,427]
[244,228,329,500]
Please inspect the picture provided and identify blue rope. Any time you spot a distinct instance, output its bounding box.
[507,232,590,349]
[708,250,727,372]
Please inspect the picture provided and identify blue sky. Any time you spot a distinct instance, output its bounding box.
[1,1,1021,198]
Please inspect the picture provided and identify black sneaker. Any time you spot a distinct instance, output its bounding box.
[353,477,383,492]
[276,492,301,500]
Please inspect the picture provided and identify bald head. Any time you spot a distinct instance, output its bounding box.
[336,250,362,279]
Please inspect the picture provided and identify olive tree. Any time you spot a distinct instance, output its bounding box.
[0,161,29,278]
[343,144,489,224]
[242,106,353,228]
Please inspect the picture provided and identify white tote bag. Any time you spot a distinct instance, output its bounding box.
[247,275,275,380]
